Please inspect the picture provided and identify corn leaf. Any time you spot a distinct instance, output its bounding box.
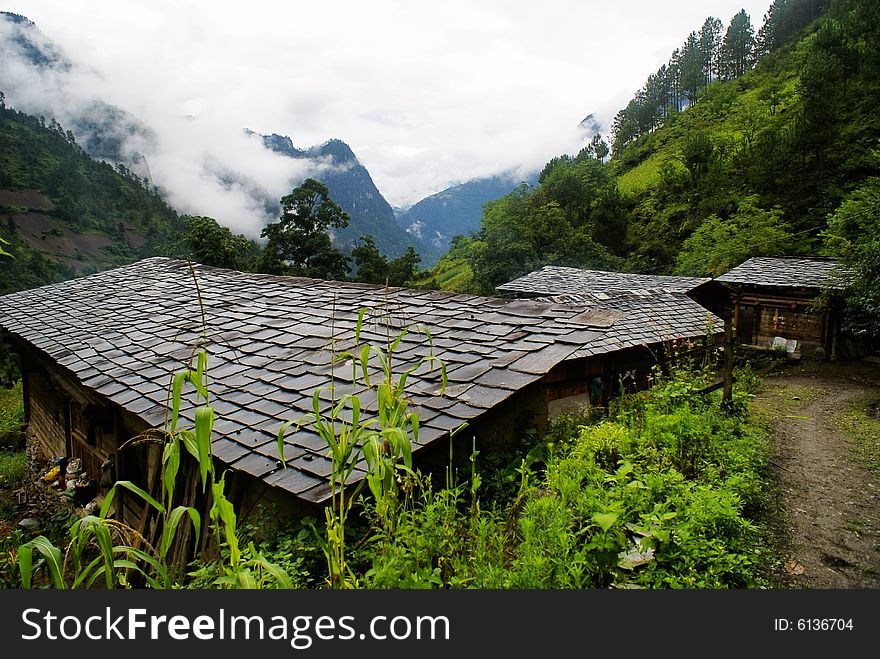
[114,480,165,514]
[19,536,65,589]
[170,371,188,431]
[194,405,214,492]
[163,438,180,507]
[161,505,201,560]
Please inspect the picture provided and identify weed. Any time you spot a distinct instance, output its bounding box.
[0,381,24,449]
[835,394,880,481]
[0,449,26,488]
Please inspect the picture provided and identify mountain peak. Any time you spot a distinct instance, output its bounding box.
[1,11,68,70]
[311,138,358,165]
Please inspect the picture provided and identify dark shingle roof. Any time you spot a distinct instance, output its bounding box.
[715,257,851,289]
[536,291,721,359]
[0,258,605,503]
[497,265,709,297]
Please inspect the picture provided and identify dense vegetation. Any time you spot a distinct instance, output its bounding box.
[422,0,880,324]
[6,340,773,589]
[348,365,770,590]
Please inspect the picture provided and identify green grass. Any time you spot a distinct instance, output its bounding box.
[616,155,664,195]
[0,449,26,488]
[412,257,479,293]
[836,394,880,481]
[749,383,822,421]
[0,381,24,449]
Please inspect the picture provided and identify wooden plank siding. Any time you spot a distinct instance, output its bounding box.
[18,342,157,525]
[26,369,68,458]
[545,346,659,414]
[732,290,836,356]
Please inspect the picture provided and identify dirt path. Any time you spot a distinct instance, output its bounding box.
[756,362,880,588]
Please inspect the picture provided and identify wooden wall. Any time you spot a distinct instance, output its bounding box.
[20,345,156,526]
[544,345,660,414]
[733,289,836,356]
[27,369,67,458]
[754,305,825,349]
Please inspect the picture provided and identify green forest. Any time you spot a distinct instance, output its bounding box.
[0,100,184,294]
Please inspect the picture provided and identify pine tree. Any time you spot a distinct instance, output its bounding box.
[699,17,724,86]
[719,10,756,80]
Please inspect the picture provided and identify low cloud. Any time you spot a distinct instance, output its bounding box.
[0,16,326,237]
[2,0,773,218]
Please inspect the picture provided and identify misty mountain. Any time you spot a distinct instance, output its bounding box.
[1,11,157,181]
[395,172,538,266]
[0,12,67,69]
[1,12,427,259]
[262,134,419,258]
[1,11,542,269]
[0,103,184,294]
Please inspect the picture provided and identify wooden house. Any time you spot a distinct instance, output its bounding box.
[1,258,616,524]
[714,257,850,358]
[497,266,721,413]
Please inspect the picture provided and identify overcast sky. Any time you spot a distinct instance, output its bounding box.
[2,0,770,226]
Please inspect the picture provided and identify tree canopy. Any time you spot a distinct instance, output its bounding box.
[466,147,623,294]
[258,178,351,280]
[181,215,254,270]
[823,178,880,338]
[351,235,422,287]
[675,196,792,277]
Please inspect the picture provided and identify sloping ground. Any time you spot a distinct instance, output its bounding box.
[0,189,54,209]
[7,212,141,273]
[753,361,880,588]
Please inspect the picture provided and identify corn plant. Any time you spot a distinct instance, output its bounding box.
[19,262,291,589]
[19,347,291,589]
[277,306,446,588]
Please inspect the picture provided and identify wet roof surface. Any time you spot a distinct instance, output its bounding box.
[0,258,605,503]
[497,265,709,297]
[715,257,851,289]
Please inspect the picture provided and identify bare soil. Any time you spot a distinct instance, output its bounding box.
[0,188,54,209]
[756,360,880,588]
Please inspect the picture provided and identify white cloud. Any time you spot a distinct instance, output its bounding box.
[1,0,772,218]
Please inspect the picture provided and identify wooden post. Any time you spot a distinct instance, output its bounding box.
[721,307,734,412]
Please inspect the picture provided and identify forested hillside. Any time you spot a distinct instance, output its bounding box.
[0,101,184,294]
[426,0,880,328]
[261,134,420,258]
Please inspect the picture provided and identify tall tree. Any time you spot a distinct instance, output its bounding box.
[719,10,756,80]
[351,235,388,284]
[611,100,640,154]
[699,17,724,86]
[824,178,880,339]
[757,0,832,57]
[680,32,704,106]
[258,178,350,280]
[386,247,421,287]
